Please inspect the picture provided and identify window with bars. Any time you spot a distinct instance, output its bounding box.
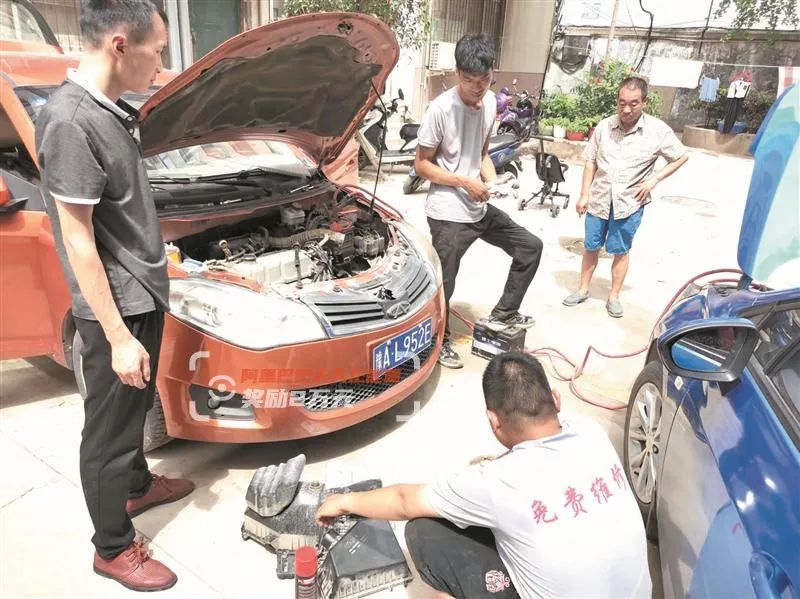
[431,0,506,62]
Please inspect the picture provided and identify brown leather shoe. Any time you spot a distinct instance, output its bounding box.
[127,474,195,518]
[93,539,177,591]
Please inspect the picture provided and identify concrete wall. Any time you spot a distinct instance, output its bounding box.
[544,29,800,132]
[499,0,554,73]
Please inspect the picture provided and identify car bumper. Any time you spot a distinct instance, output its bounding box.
[157,285,445,442]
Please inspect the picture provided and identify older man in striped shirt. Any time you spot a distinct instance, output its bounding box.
[563,76,689,318]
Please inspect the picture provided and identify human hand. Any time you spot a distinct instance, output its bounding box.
[316,494,350,526]
[462,178,490,203]
[576,196,589,217]
[634,177,659,204]
[111,334,150,389]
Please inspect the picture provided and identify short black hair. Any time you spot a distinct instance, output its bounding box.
[454,33,495,74]
[80,0,159,48]
[482,352,557,423]
[619,76,649,101]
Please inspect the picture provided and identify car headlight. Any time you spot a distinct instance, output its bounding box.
[394,221,443,286]
[169,278,327,350]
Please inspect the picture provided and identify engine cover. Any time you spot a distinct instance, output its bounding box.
[225,249,314,285]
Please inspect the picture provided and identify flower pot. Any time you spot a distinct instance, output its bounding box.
[566,130,586,141]
[716,120,748,134]
[553,125,566,139]
[538,124,554,136]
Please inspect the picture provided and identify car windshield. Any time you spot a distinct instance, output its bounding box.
[15,85,315,180]
[0,1,48,43]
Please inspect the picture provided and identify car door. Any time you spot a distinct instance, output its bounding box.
[657,304,800,598]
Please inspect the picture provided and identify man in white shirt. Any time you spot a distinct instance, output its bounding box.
[317,352,652,599]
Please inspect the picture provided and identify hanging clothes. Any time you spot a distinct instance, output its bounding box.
[722,97,744,133]
[778,66,800,96]
[699,75,720,102]
[730,69,754,83]
[727,79,752,99]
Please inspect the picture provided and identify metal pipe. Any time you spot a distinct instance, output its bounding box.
[604,0,621,63]
[177,0,193,69]
[165,0,182,71]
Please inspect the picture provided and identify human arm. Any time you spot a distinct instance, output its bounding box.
[633,153,689,203]
[316,484,438,524]
[415,145,489,202]
[576,162,597,216]
[480,134,496,184]
[55,203,150,388]
[39,120,150,388]
[634,128,690,203]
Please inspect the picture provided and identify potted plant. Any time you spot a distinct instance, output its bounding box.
[551,117,570,139]
[566,119,589,141]
[586,115,602,138]
[538,118,554,136]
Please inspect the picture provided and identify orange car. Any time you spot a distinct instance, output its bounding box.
[0,9,445,450]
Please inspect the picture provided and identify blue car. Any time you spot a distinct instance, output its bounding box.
[623,85,799,598]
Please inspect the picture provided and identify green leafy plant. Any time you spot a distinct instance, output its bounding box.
[690,88,773,131]
[715,0,798,40]
[283,0,431,49]
[541,91,577,120]
[571,59,663,120]
[567,119,589,134]
[550,117,572,129]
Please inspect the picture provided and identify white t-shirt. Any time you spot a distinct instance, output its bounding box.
[425,415,652,599]
[417,87,496,224]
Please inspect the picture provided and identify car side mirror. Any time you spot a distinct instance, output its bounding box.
[657,318,760,383]
[398,88,404,100]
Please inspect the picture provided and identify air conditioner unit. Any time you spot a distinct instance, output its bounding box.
[429,41,456,71]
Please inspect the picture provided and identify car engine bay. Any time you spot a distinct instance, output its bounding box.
[172,194,392,288]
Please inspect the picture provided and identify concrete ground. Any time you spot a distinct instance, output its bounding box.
[0,148,755,598]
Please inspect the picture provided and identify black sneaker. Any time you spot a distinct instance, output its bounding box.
[438,342,464,369]
[486,312,536,331]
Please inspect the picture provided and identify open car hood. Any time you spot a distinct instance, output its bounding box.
[138,13,398,165]
[737,84,799,288]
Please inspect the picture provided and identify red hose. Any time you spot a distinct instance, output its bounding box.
[451,268,747,410]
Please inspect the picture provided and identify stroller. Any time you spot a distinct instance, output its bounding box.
[519,137,570,217]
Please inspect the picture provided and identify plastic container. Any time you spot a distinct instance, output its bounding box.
[295,546,318,599]
[165,243,181,265]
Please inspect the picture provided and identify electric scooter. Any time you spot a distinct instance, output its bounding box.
[356,89,418,170]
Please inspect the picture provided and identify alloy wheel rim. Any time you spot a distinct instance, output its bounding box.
[628,382,662,503]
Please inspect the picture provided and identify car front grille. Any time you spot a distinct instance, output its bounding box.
[301,346,434,412]
[307,256,435,336]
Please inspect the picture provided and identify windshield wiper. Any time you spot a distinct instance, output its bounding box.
[196,167,302,183]
[149,175,262,187]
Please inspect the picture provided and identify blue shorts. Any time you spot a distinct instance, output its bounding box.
[584,205,644,255]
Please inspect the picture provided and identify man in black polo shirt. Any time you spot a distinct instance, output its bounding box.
[35,0,193,591]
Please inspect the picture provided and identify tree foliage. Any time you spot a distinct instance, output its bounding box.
[715,0,799,32]
[282,0,431,49]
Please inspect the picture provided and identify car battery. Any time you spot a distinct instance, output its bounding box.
[471,318,527,360]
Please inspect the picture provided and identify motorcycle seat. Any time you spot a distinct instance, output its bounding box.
[489,134,518,153]
[399,123,420,142]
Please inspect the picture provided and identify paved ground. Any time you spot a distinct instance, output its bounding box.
[0,148,755,598]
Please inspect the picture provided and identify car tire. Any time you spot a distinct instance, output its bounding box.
[403,175,424,195]
[72,330,172,453]
[624,360,663,541]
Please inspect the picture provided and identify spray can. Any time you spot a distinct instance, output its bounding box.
[295,546,318,599]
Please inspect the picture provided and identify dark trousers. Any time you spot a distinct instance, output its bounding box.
[406,518,520,599]
[74,310,164,560]
[428,204,543,341]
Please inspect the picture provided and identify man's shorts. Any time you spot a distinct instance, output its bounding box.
[584,205,644,255]
[405,518,520,599]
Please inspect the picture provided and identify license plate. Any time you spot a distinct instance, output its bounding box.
[373,318,433,375]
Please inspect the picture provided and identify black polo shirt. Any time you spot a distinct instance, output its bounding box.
[35,75,169,320]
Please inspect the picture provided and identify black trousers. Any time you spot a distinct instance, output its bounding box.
[406,518,520,599]
[74,310,164,560]
[428,204,543,341]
